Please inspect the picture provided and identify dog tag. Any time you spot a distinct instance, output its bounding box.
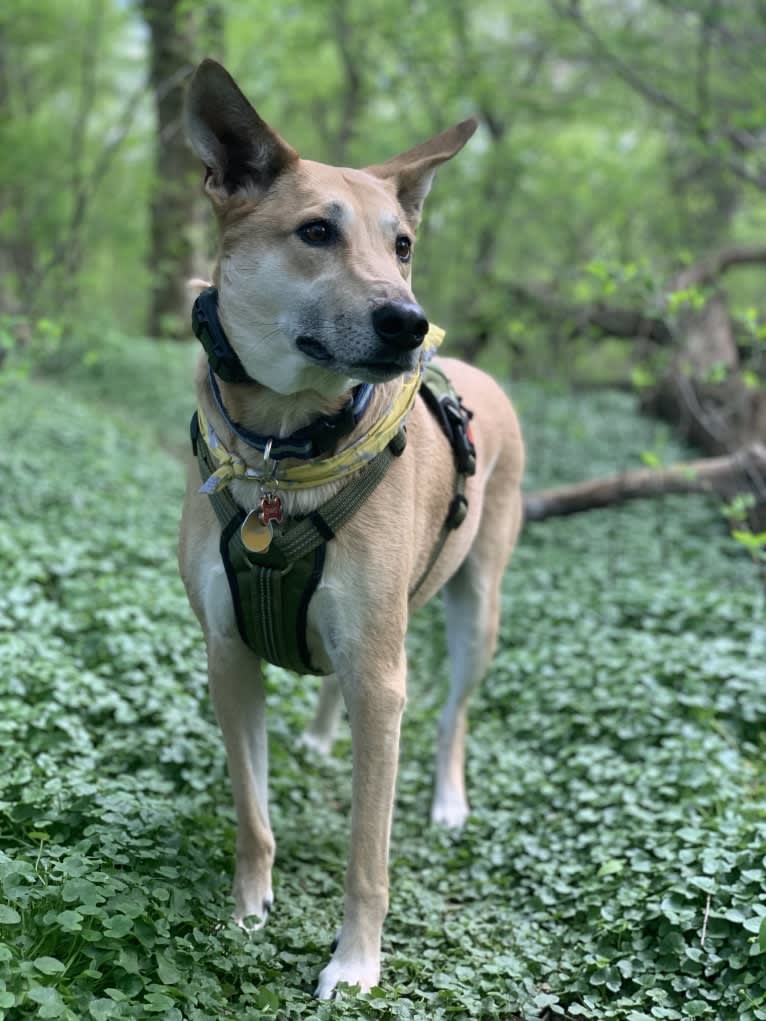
[241,511,273,553]
[260,493,283,525]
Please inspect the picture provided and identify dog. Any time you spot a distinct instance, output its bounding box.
[178,59,524,999]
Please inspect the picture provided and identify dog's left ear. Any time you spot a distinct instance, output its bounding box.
[364,118,478,226]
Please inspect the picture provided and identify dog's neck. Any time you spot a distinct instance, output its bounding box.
[194,353,395,467]
[194,354,348,437]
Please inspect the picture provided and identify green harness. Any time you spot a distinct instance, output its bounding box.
[192,363,475,674]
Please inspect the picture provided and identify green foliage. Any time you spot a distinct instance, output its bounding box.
[0,369,764,1019]
[721,493,757,526]
[731,530,766,560]
[0,0,151,332]
[6,0,766,370]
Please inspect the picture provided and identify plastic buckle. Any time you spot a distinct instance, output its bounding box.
[310,402,357,455]
[446,493,469,529]
[443,400,476,476]
[389,427,407,456]
[190,412,199,457]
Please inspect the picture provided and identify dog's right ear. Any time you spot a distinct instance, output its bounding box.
[185,59,297,202]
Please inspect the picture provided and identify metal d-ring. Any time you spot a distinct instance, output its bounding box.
[259,439,279,493]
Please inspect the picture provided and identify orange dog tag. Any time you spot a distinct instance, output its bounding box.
[241,510,273,553]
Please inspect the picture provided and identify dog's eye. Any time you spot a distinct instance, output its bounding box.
[297,220,336,246]
[395,235,412,262]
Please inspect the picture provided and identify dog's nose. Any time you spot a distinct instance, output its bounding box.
[371,302,429,351]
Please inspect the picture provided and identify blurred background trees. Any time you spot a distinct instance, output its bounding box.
[2,0,766,485]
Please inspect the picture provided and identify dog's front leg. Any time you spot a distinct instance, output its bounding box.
[315,650,406,998]
[207,637,274,929]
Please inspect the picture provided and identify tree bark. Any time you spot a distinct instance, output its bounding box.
[142,0,196,339]
[523,442,766,522]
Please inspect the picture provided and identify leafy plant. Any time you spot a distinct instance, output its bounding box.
[0,369,764,1019]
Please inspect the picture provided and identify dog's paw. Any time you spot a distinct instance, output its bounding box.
[234,906,270,935]
[314,952,380,1000]
[233,896,272,934]
[430,790,470,830]
[233,864,273,933]
[298,729,334,758]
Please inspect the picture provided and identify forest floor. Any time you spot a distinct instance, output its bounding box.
[1,343,765,1020]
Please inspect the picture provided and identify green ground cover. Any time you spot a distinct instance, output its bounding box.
[0,361,764,1020]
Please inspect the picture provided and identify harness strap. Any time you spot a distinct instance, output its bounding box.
[276,430,406,561]
[408,364,476,600]
[408,472,467,600]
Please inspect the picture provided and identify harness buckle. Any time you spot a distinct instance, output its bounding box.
[442,397,477,476]
[446,492,469,529]
[190,411,200,458]
[309,402,358,455]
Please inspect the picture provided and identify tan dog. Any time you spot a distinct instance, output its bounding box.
[178,60,524,998]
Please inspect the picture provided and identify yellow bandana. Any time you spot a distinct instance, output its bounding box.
[198,324,445,493]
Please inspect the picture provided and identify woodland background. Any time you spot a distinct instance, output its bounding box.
[1,3,766,1021]
[4,0,766,527]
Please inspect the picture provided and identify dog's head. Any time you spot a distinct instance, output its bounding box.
[185,60,476,396]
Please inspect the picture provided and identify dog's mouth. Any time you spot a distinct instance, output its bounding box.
[348,357,415,382]
[296,334,415,381]
[296,335,333,363]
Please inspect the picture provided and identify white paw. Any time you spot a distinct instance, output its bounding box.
[298,729,334,758]
[233,867,273,932]
[234,910,269,935]
[430,790,470,830]
[314,952,380,1000]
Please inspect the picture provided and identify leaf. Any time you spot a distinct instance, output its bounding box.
[155,952,181,985]
[55,910,83,932]
[89,999,118,1021]
[61,879,104,907]
[0,906,20,925]
[143,992,175,1012]
[732,530,766,552]
[597,858,625,877]
[641,450,662,467]
[103,914,132,938]
[26,986,66,1018]
[33,956,66,975]
[683,1002,711,1017]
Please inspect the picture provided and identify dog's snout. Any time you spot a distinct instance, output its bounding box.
[371,302,429,351]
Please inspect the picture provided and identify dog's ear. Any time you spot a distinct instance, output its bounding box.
[364,118,478,226]
[185,59,297,202]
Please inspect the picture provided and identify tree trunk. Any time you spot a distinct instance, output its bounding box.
[142,0,197,339]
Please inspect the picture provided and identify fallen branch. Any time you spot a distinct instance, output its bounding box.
[523,442,766,522]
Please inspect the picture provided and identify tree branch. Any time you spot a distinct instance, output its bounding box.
[507,281,674,344]
[554,0,766,193]
[554,0,700,130]
[672,243,766,290]
[505,240,766,347]
[523,442,766,522]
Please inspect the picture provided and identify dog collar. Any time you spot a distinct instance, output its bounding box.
[192,287,251,383]
[196,322,445,493]
[207,366,375,461]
